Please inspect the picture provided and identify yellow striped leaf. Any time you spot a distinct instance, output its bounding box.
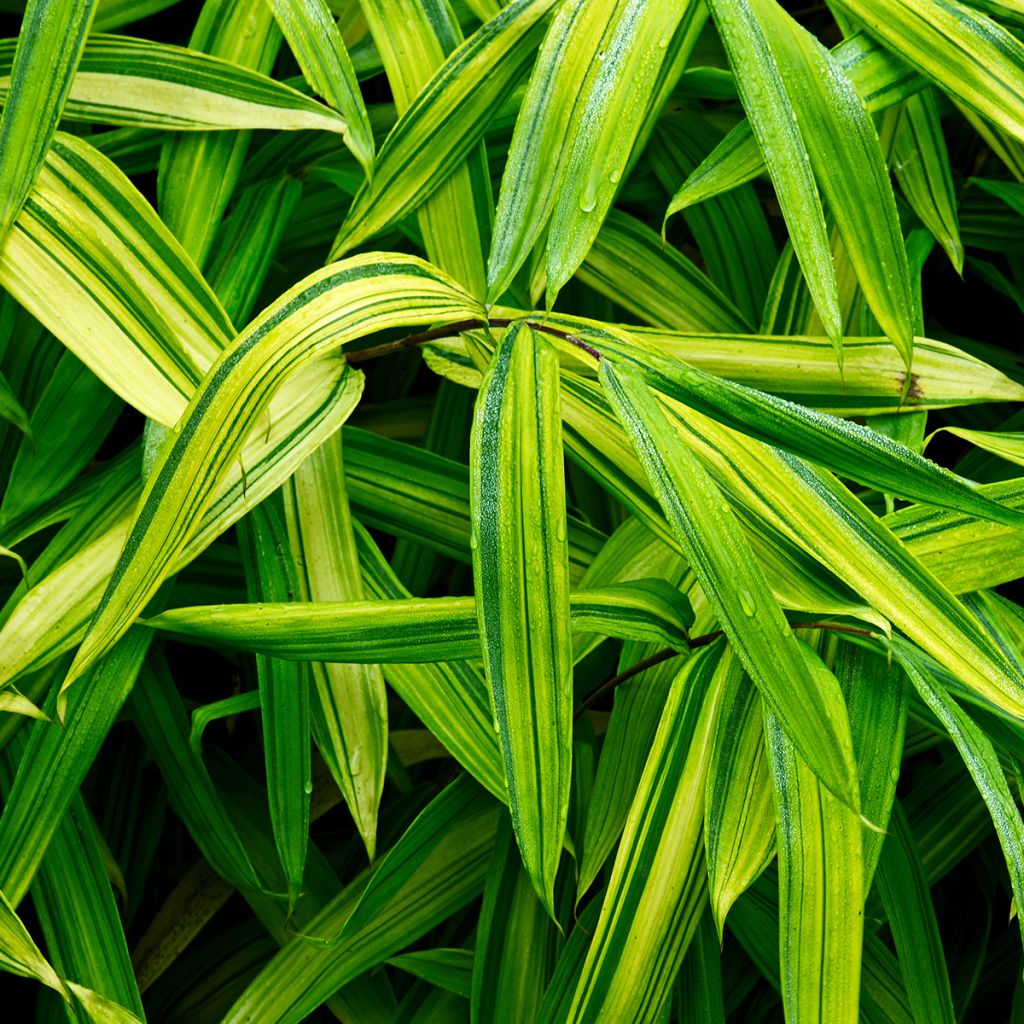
[470,323,573,916]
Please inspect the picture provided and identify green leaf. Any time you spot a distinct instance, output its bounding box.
[596,332,1024,532]
[565,641,730,1023]
[0,0,96,247]
[239,502,311,907]
[155,0,281,268]
[705,668,775,937]
[388,948,474,1000]
[0,33,359,135]
[833,639,908,889]
[893,90,964,272]
[0,355,362,687]
[893,640,1024,949]
[763,705,864,1024]
[665,400,1024,724]
[329,0,559,259]
[0,132,232,427]
[0,628,155,905]
[541,0,700,304]
[143,581,695,662]
[265,0,374,176]
[283,433,388,860]
[575,211,753,333]
[359,0,492,298]
[701,0,842,350]
[471,814,559,1022]
[221,775,500,1022]
[62,254,483,699]
[470,323,573,916]
[833,0,1024,142]
[343,425,606,582]
[875,800,957,1024]
[0,368,29,437]
[600,359,859,808]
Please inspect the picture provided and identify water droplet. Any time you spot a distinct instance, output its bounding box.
[579,190,597,213]
[738,589,757,617]
[609,169,621,185]
[303,779,313,795]
[493,718,502,734]
[658,36,669,48]
[470,531,479,551]
[597,50,606,61]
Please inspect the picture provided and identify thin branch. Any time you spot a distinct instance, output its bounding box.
[345,317,494,364]
[574,621,880,721]
[344,315,603,365]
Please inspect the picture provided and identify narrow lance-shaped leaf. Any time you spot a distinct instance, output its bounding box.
[0,34,361,135]
[703,0,842,350]
[0,0,95,246]
[893,640,1024,949]
[875,799,957,1024]
[743,0,914,368]
[599,359,858,808]
[359,0,492,298]
[0,132,233,428]
[265,0,374,178]
[239,503,311,909]
[832,0,1024,143]
[487,0,623,302]
[156,0,281,270]
[705,668,775,937]
[330,0,559,259]
[593,330,1024,532]
[284,434,389,861]
[566,641,731,1024]
[893,89,964,273]
[544,0,700,304]
[0,357,363,689]
[662,399,1024,724]
[763,705,864,1024]
[142,581,694,663]
[61,254,484,700]
[470,323,573,917]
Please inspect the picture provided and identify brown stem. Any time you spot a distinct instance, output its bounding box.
[574,621,879,721]
[345,316,603,365]
[345,318,495,364]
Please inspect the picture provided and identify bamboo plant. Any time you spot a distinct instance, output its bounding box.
[0,0,1023,1020]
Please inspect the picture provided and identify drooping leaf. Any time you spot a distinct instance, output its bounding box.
[600,359,859,808]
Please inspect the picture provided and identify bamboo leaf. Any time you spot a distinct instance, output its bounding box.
[763,705,864,1024]
[565,641,731,1024]
[144,582,693,663]
[0,0,96,246]
[702,0,842,350]
[893,640,1024,949]
[876,800,957,1024]
[0,33,360,135]
[470,323,573,916]
[0,355,363,687]
[542,0,700,304]
[705,669,775,937]
[664,399,1024,723]
[239,503,311,907]
[600,359,859,808]
[265,0,374,176]
[61,255,483,700]
[283,433,388,861]
[833,0,1024,142]
[329,0,559,259]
